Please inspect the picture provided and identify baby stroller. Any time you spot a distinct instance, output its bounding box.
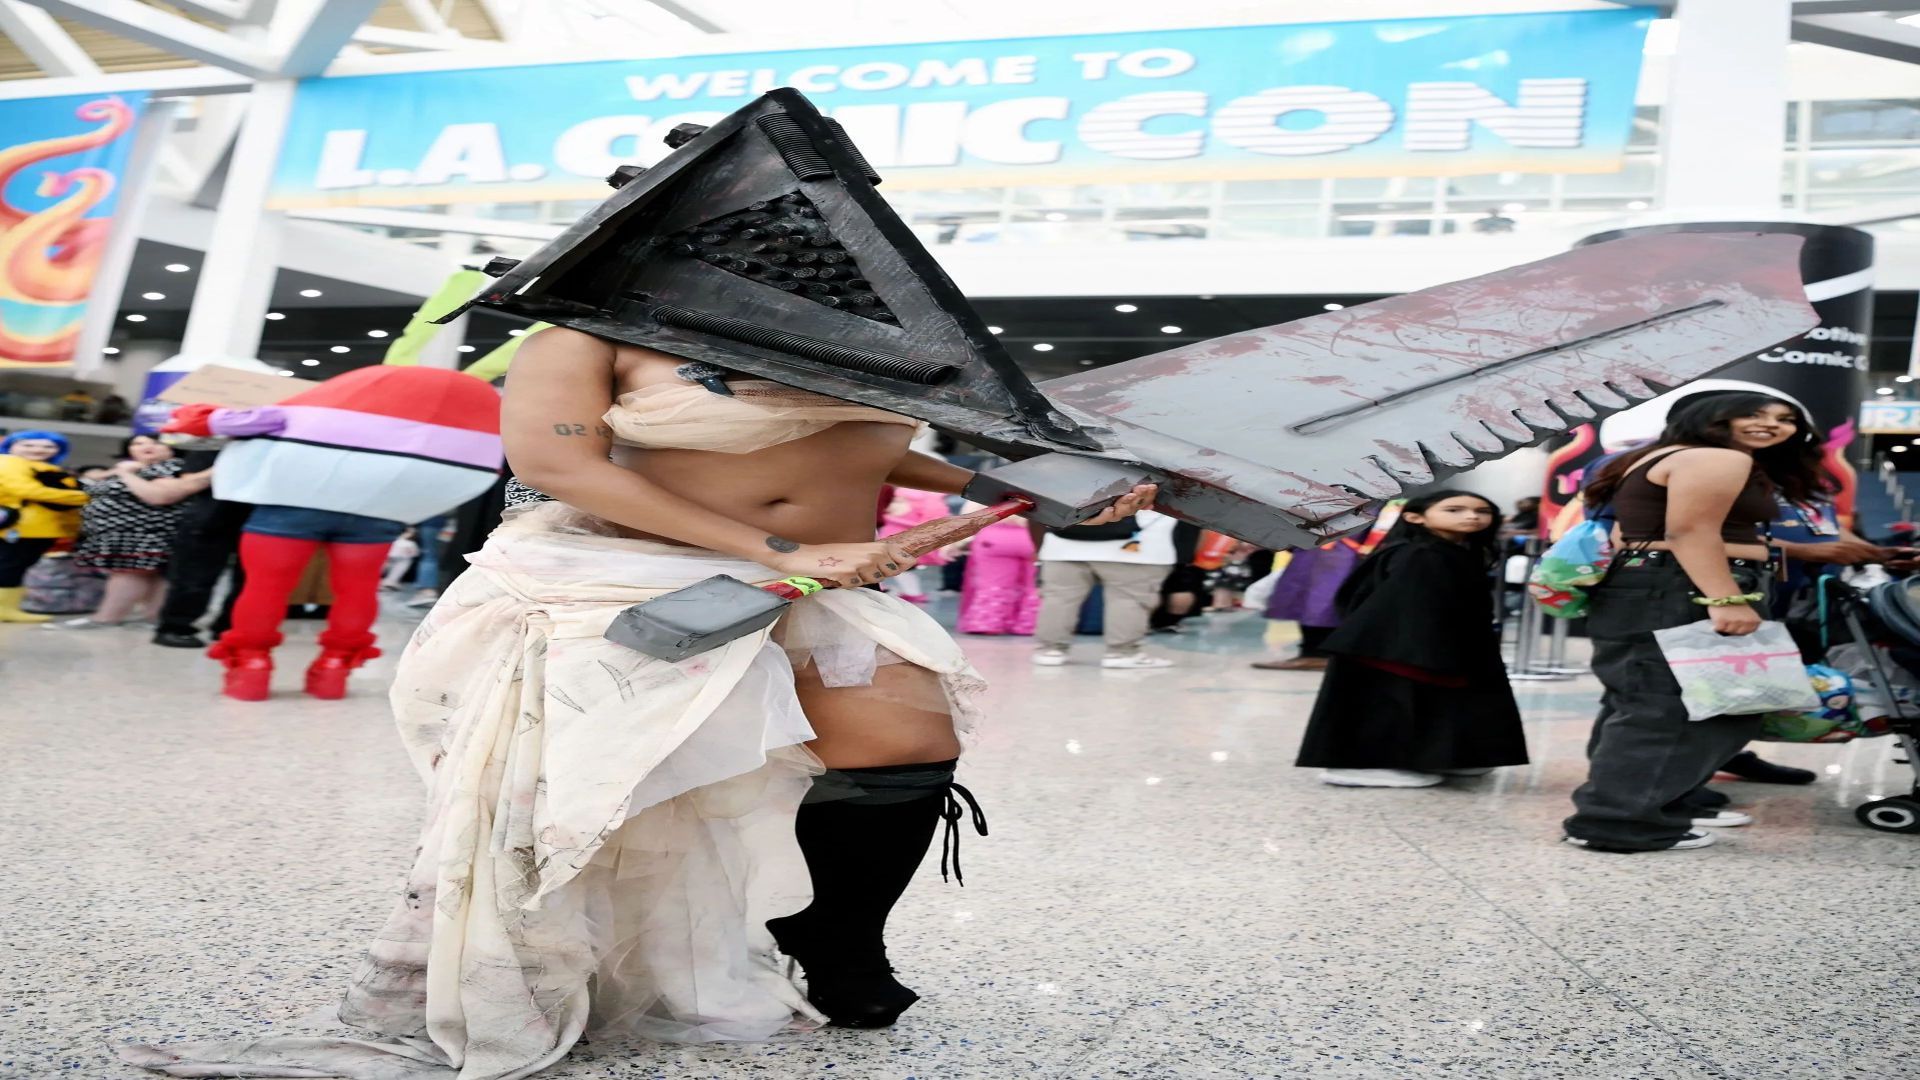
[1797,575,1920,834]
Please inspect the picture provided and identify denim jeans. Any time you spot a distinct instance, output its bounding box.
[245,505,406,545]
[1563,553,1772,850]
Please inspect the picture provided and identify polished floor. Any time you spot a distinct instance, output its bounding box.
[2,599,1916,1080]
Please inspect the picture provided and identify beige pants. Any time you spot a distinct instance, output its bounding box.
[1035,560,1169,652]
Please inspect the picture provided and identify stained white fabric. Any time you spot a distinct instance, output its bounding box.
[604,380,918,455]
[118,501,986,1080]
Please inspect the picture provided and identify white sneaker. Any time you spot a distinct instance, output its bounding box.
[1031,647,1070,667]
[1690,809,1753,828]
[40,617,122,630]
[1319,768,1445,788]
[1565,830,1716,851]
[1101,651,1174,669]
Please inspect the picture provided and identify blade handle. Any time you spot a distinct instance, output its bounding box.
[962,454,1159,529]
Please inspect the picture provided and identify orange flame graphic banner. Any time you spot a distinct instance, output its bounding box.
[0,94,143,369]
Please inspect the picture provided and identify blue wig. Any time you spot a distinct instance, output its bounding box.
[1,430,72,463]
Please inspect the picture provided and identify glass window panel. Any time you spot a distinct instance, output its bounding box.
[1562,196,1656,211]
[1222,178,1326,202]
[1211,215,1323,240]
[1443,172,1555,198]
[1330,176,1436,199]
[1629,105,1661,148]
[1113,205,1208,221]
[1562,156,1658,197]
[993,221,1114,244]
[1333,215,1435,237]
[900,187,1006,209]
[1805,149,1920,190]
[1786,102,1799,143]
[1115,222,1208,241]
[1009,208,1103,223]
[1811,99,1920,143]
[1008,185,1088,207]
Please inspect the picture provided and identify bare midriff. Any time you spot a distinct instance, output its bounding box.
[605,345,913,548]
[1610,530,1773,563]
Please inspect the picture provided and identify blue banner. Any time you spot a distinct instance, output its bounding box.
[269,9,1653,209]
[0,93,146,368]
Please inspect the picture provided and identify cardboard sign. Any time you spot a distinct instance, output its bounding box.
[156,365,318,407]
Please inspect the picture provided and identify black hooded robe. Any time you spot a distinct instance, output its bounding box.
[1294,534,1529,771]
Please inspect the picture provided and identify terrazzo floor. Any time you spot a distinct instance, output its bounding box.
[2,599,1916,1080]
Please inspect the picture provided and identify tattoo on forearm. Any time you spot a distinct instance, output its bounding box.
[551,423,613,438]
[765,535,799,553]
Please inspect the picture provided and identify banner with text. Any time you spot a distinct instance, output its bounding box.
[0,93,146,369]
[268,9,1653,208]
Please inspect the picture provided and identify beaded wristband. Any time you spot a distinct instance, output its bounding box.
[1691,592,1765,607]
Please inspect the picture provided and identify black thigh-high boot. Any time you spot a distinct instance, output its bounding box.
[768,758,986,1028]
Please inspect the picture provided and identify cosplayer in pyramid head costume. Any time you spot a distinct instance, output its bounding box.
[161,366,503,700]
[121,89,1815,1079]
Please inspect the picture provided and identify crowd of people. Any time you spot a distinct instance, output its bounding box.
[1,344,1891,1080]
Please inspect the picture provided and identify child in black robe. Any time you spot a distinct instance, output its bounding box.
[1295,489,1529,788]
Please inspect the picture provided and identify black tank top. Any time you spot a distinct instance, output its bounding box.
[1612,448,1775,545]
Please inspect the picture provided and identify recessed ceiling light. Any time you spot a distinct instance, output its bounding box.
[264,312,285,321]
[1900,375,1915,383]
[1043,211,1068,222]
[507,329,525,337]
[102,346,120,355]
[299,288,323,298]
[1501,202,1527,213]
[276,369,295,377]
[457,345,476,353]
[141,291,165,301]
[1627,200,1650,210]
[1323,303,1345,311]
[1159,325,1182,333]
[1032,343,1054,352]
[1114,303,1138,313]
[1078,359,1095,366]
[1876,387,1895,395]
[164,263,190,272]
[125,313,147,322]
[1896,445,1910,453]
[986,325,1003,334]
[300,358,321,366]
[330,345,351,353]
[367,330,389,338]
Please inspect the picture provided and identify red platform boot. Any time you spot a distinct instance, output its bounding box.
[305,645,379,700]
[210,645,275,702]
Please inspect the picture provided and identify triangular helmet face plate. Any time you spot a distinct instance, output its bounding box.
[446,88,1095,450]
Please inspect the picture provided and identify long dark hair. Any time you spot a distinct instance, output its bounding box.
[1585,392,1829,506]
[1380,489,1504,566]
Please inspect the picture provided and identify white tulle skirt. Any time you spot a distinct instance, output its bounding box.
[119,503,986,1080]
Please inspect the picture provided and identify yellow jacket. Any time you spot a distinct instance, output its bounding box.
[0,454,87,539]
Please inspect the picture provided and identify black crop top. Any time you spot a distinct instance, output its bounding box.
[1612,448,1775,545]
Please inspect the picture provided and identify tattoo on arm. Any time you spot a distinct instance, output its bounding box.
[765,535,800,553]
[816,556,843,567]
[550,423,613,438]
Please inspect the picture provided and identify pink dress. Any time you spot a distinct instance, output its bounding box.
[879,489,954,566]
[957,515,1040,635]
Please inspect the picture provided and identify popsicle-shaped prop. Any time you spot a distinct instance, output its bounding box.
[604,497,1034,661]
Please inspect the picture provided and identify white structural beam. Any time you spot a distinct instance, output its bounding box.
[0,0,101,76]
[0,66,252,101]
[1660,0,1793,214]
[178,79,297,361]
[1793,13,1920,64]
[398,0,455,35]
[23,0,277,76]
[351,24,500,51]
[269,0,385,76]
[142,197,452,299]
[162,0,252,22]
[599,0,728,34]
[286,206,565,241]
